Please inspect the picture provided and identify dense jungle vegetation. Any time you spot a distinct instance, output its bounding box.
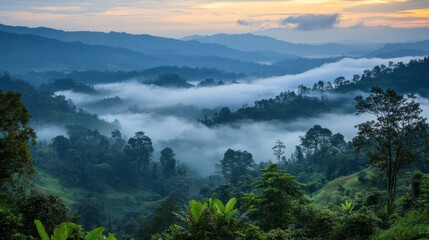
[1,58,429,240]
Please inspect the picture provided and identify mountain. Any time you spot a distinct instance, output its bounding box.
[255,26,429,44]
[0,73,113,132]
[366,40,429,58]
[0,31,284,76]
[0,31,164,72]
[20,67,245,86]
[183,33,376,57]
[273,57,344,74]
[201,57,429,126]
[0,24,287,63]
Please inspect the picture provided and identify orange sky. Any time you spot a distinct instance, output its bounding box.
[0,0,428,37]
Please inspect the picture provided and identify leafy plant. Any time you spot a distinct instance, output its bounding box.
[34,220,116,240]
[339,200,355,214]
[188,199,207,224]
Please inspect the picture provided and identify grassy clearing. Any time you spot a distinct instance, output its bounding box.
[311,168,378,208]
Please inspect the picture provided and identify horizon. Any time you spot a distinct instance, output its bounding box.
[0,0,428,41]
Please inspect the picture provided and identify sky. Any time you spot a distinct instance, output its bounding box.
[0,0,428,38]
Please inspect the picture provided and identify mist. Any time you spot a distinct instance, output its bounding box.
[53,56,426,175]
[57,57,418,111]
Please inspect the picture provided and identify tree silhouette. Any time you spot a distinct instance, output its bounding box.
[354,87,428,213]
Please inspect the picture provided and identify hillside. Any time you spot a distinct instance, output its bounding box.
[0,31,164,72]
[0,24,287,63]
[183,33,378,57]
[0,73,113,132]
[0,31,285,76]
[367,40,429,58]
[202,57,429,126]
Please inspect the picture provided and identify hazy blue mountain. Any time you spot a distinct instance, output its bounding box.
[0,31,286,76]
[0,73,113,132]
[256,25,429,44]
[21,67,245,86]
[366,40,429,58]
[0,31,164,72]
[183,33,375,57]
[0,24,287,63]
[273,57,344,74]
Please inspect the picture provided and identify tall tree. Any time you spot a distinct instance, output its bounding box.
[272,140,286,163]
[354,87,428,213]
[160,147,176,177]
[0,90,36,184]
[219,149,255,184]
[245,164,304,230]
[300,125,333,159]
[124,131,154,172]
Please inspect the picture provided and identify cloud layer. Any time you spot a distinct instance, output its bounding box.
[53,56,427,175]
[281,14,340,30]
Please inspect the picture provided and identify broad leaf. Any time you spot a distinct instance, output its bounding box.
[84,227,105,240]
[213,198,225,214]
[34,220,50,240]
[51,222,68,240]
[225,197,237,217]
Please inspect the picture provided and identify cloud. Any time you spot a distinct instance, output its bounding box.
[281,14,340,30]
[52,56,425,175]
[236,19,257,26]
[57,56,413,110]
[97,110,375,175]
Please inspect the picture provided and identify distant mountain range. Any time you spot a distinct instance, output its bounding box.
[255,26,429,43]
[0,30,284,75]
[183,33,378,57]
[0,24,286,63]
[366,40,429,58]
[0,24,428,77]
[0,31,164,72]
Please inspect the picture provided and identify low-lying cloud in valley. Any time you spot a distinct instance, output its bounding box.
[52,56,427,175]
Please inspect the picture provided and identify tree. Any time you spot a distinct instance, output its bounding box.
[272,140,286,163]
[123,131,154,172]
[245,164,305,230]
[354,87,428,213]
[18,191,70,237]
[300,125,333,158]
[51,135,70,156]
[219,149,255,184]
[0,90,36,184]
[160,147,176,177]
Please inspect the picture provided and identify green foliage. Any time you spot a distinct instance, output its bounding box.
[34,220,49,240]
[245,164,305,231]
[219,148,256,184]
[34,220,116,240]
[39,79,98,95]
[354,87,428,212]
[16,191,70,237]
[0,90,36,185]
[188,199,207,224]
[155,197,242,240]
[339,200,355,214]
[200,91,335,126]
[84,227,105,240]
[160,147,176,177]
[373,210,429,240]
[0,74,113,132]
[123,131,154,172]
[0,205,23,239]
[286,125,366,192]
[150,74,194,88]
[333,209,381,240]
